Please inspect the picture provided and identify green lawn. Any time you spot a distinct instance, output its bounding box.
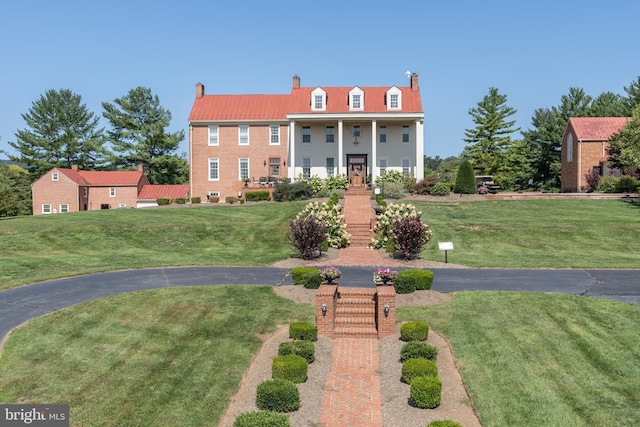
[399,292,640,427]
[0,286,313,426]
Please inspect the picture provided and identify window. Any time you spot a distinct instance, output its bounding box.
[402,158,411,175]
[390,94,399,109]
[239,158,249,180]
[42,204,51,214]
[110,187,116,197]
[352,94,361,109]
[567,134,573,163]
[83,187,88,197]
[379,158,387,175]
[302,126,311,143]
[209,158,219,180]
[326,158,335,177]
[386,87,402,110]
[52,173,59,181]
[270,125,280,145]
[379,126,386,143]
[208,125,219,146]
[60,204,69,213]
[353,125,360,138]
[314,95,323,110]
[326,126,335,143]
[402,125,410,143]
[311,88,327,111]
[302,157,311,179]
[208,191,220,197]
[269,157,280,165]
[238,125,249,145]
[271,165,280,176]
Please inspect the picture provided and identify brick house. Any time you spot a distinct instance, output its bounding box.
[188,75,424,201]
[32,165,189,215]
[561,117,631,192]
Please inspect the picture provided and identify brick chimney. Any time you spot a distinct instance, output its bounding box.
[196,82,205,99]
[138,164,145,173]
[292,75,300,89]
[411,73,419,92]
[71,165,78,171]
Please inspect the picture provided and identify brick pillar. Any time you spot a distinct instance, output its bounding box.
[316,284,337,338]
[376,285,396,338]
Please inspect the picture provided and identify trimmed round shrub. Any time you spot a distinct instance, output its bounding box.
[398,269,434,290]
[289,322,318,342]
[190,196,201,204]
[233,411,291,427]
[291,267,320,285]
[301,271,323,289]
[400,321,429,342]
[410,375,442,409]
[256,379,300,412]
[278,340,315,363]
[272,354,308,383]
[393,274,416,294]
[402,358,438,384]
[400,341,438,362]
[427,421,463,427]
[156,197,171,205]
[430,182,451,196]
[597,175,620,193]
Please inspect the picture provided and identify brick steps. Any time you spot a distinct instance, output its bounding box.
[333,288,377,338]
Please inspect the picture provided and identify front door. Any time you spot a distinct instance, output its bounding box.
[348,155,367,186]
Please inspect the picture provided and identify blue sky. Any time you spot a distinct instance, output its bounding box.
[1,0,639,160]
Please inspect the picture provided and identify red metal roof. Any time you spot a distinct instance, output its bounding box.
[138,184,190,200]
[188,85,423,121]
[77,170,145,185]
[57,168,90,185]
[569,117,631,141]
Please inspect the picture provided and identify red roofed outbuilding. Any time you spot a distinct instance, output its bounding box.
[561,117,631,192]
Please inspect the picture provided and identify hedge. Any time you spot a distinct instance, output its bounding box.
[256,379,300,412]
[397,269,434,290]
[401,358,438,384]
[291,267,320,285]
[427,421,463,427]
[410,375,442,409]
[400,321,429,342]
[245,190,271,202]
[278,340,315,363]
[289,322,318,342]
[272,354,308,383]
[156,198,171,205]
[233,411,291,427]
[400,341,438,362]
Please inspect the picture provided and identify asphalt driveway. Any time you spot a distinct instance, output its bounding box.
[1,267,639,343]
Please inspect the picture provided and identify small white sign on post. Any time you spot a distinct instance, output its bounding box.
[438,242,454,263]
[374,187,381,195]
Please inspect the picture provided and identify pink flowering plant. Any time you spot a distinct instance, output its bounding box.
[373,268,398,283]
[319,267,342,282]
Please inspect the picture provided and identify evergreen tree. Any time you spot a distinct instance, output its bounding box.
[5,89,107,178]
[623,76,640,115]
[0,162,32,217]
[463,87,520,175]
[454,159,476,194]
[590,91,628,117]
[102,87,185,184]
[608,105,640,174]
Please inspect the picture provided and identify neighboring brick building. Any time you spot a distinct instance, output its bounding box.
[32,165,189,215]
[188,75,425,201]
[561,117,631,192]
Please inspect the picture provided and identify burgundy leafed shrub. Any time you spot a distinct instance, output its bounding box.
[289,214,327,260]
[392,216,428,260]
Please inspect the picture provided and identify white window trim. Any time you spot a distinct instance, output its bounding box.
[386,86,402,110]
[208,191,220,197]
[379,125,387,143]
[110,187,116,197]
[60,204,69,213]
[349,87,364,111]
[52,172,59,181]
[379,158,388,175]
[209,158,219,181]
[270,125,280,145]
[42,204,52,214]
[208,125,219,146]
[567,133,573,163]
[238,125,249,145]
[302,157,312,178]
[401,157,411,175]
[238,158,250,181]
[311,87,327,111]
[326,126,335,143]
[402,125,410,143]
[326,157,335,177]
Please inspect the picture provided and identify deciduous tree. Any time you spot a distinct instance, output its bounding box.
[608,105,640,174]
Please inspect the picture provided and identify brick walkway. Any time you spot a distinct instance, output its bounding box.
[319,187,391,426]
[319,338,383,427]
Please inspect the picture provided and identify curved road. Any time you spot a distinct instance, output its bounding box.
[1,266,639,342]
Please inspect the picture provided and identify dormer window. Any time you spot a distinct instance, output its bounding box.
[386,86,402,110]
[349,87,364,111]
[311,87,327,111]
[52,172,59,181]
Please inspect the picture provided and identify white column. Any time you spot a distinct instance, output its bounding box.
[338,120,344,175]
[416,119,424,179]
[371,119,377,184]
[289,121,296,178]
